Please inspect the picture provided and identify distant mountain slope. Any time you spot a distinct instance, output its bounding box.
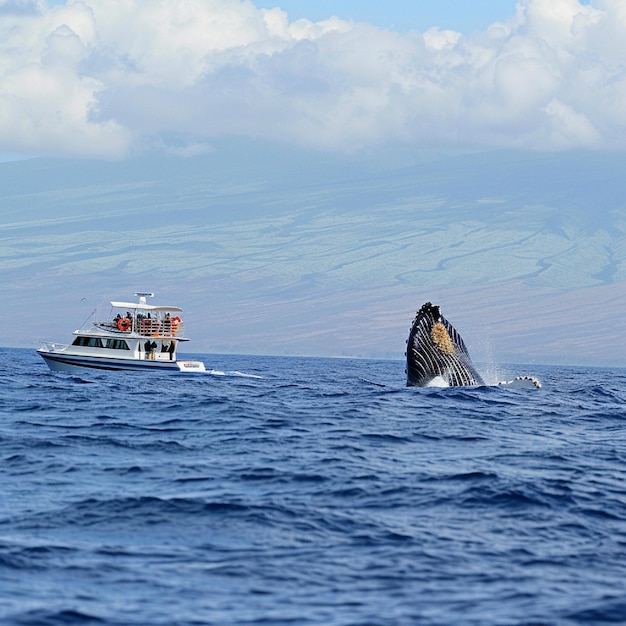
[2,143,624,365]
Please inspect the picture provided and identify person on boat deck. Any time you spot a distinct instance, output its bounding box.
[168,341,175,360]
[144,340,156,359]
[114,313,121,322]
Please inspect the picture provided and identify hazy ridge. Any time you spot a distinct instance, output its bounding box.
[2,142,624,365]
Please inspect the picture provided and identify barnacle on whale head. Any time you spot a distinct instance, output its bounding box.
[431,322,455,355]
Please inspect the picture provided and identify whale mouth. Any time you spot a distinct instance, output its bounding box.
[405,302,484,387]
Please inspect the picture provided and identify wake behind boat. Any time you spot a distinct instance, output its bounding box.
[38,292,206,373]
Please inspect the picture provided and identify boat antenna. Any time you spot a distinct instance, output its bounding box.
[80,307,97,329]
[134,292,154,305]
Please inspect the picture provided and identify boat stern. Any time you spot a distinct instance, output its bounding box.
[177,360,206,373]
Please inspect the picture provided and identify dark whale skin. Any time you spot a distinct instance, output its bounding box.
[406,302,485,387]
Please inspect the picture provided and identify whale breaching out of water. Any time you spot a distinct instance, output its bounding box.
[406,302,484,387]
[405,302,541,389]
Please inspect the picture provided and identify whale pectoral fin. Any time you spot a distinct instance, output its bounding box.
[498,376,542,389]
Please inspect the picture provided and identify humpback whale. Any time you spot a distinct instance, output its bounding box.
[406,302,484,387]
[405,302,541,388]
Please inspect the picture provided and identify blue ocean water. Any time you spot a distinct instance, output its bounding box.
[1,348,626,626]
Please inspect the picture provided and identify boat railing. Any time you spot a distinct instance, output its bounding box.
[94,321,120,332]
[94,318,186,338]
[137,318,185,338]
[40,341,68,353]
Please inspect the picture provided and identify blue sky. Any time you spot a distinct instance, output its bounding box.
[43,1,521,33]
[44,0,591,32]
[249,0,519,33]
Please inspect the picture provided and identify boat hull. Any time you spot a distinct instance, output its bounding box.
[38,350,205,373]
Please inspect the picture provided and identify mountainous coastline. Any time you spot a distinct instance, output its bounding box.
[2,142,624,365]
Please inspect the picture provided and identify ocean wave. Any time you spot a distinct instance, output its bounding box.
[206,369,264,379]
[8,608,106,626]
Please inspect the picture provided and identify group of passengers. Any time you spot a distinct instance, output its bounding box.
[143,339,176,360]
[112,310,179,339]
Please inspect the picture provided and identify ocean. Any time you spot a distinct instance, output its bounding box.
[1,347,625,625]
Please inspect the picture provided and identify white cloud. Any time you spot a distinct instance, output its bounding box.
[521,0,603,45]
[543,98,602,147]
[0,0,624,158]
[423,27,462,51]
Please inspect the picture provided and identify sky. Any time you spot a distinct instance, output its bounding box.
[227,1,522,33]
[0,0,621,161]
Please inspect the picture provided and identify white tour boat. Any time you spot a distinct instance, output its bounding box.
[38,292,206,373]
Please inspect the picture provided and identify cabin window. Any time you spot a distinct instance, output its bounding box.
[105,339,130,350]
[72,336,104,348]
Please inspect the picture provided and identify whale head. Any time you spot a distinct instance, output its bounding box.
[405,302,484,387]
